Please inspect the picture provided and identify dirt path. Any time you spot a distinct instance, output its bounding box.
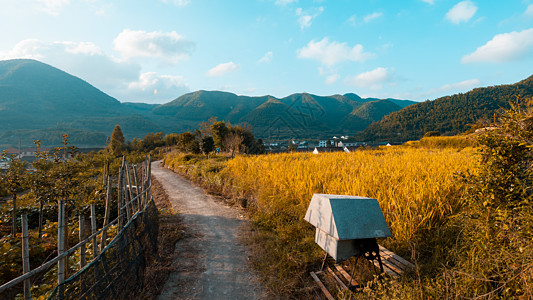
[152,161,267,300]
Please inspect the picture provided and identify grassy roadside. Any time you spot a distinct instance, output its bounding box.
[139,176,185,299]
[162,126,533,299]
[162,144,477,299]
[162,152,325,298]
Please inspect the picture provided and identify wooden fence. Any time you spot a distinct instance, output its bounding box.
[0,156,153,299]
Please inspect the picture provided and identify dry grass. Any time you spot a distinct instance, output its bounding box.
[163,147,479,298]
[224,147,477,254]
[138,176,185,299]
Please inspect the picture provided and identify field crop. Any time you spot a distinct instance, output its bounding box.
[164,145,479,296]
[225,148,476,249]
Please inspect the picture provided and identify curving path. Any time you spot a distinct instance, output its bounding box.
[152,161,266,300]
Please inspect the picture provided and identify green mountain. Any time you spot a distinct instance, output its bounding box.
[356,75,533,142]
[0,59,161,147]
[341,100,403,132]
[0,59,415,147]
[153,91,414,139]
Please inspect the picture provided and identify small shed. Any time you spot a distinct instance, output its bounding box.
[304,194,392,262]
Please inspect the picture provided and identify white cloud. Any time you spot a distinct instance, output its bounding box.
[325,74,340,85]
[526,4,533,17]
[462,28,533,63]
[429,78,481,94]
[113,29,195,63]
[0,40,139,91]
[64,41,104,55]
[35,0,70,15]
[295,6,324,30]
[421,0,434,4]
[258,51,273,63]
[446,1,477,24]
[275,0,297,6]
[161,0,190,6]
[127,72,189,103]
[207,62,240,77]
[0,38,193,103]
[344,67,392,90]
[363,12,383,23]
[347,15,357,26]
[297,37,374,66]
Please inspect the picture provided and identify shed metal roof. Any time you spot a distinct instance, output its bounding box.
[304,194,392,240]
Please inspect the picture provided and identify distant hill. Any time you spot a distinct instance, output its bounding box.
[155,90,415,139]
[0,59,415,147]
[0,59,162,147]
[356,75,533,142]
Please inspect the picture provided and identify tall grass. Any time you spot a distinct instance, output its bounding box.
[403,135,476,149]
[164,147,479,297]
[224,148,476,250]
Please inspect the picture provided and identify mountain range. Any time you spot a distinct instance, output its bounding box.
[0,59,415,147]
[2,59,531,148]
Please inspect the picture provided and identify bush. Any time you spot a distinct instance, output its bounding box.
[444,97,533,298]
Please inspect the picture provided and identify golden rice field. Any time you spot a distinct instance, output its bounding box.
[164,145,479,296]
[221,147,478,250]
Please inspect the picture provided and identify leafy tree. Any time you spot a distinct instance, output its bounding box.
[142,132,165,151]
[30,140,56,238]
[177,132,200,153]
[211,121,230,150]
[224,133,244,157]
[108,124,125,156]
[200,136,215,154]
[199,116,218,137]
[164,133,180,146]
[50,134,80,250]
[0,151,27,235]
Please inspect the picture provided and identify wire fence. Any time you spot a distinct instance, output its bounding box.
[0,156,157,300]
[47,197,158,300]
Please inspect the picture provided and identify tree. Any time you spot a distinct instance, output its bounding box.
[199,116,218,137]
[211,121,230,150]
[0,151,27,235]
[177,132,200,153]
[108,124,125,156]
[142,132,165,151]
[200,136,215,155]
[164,133,180,146]
[31,140,55,238]
[224,133,244,157]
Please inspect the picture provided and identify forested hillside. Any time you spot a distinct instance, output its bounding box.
[356,75,533,142]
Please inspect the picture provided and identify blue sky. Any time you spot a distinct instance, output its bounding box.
[1,0,533,104]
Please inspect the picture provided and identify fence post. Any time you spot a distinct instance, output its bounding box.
[22,214,31,300]
[146,156,151,205]
[79,215,86,269]
[90,204,98,258]
[132,163,140,208]
[125,163,135,212]
[141,160,146,206]
[123,163,131,221]
[117,165,123,230]
[57,200,65,300]
[100,174,112,252]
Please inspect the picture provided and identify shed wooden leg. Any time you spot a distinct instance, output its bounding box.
[349,256,360,286]
[320,252,328,271]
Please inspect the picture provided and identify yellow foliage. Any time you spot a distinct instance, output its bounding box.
[223,147,478,248]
